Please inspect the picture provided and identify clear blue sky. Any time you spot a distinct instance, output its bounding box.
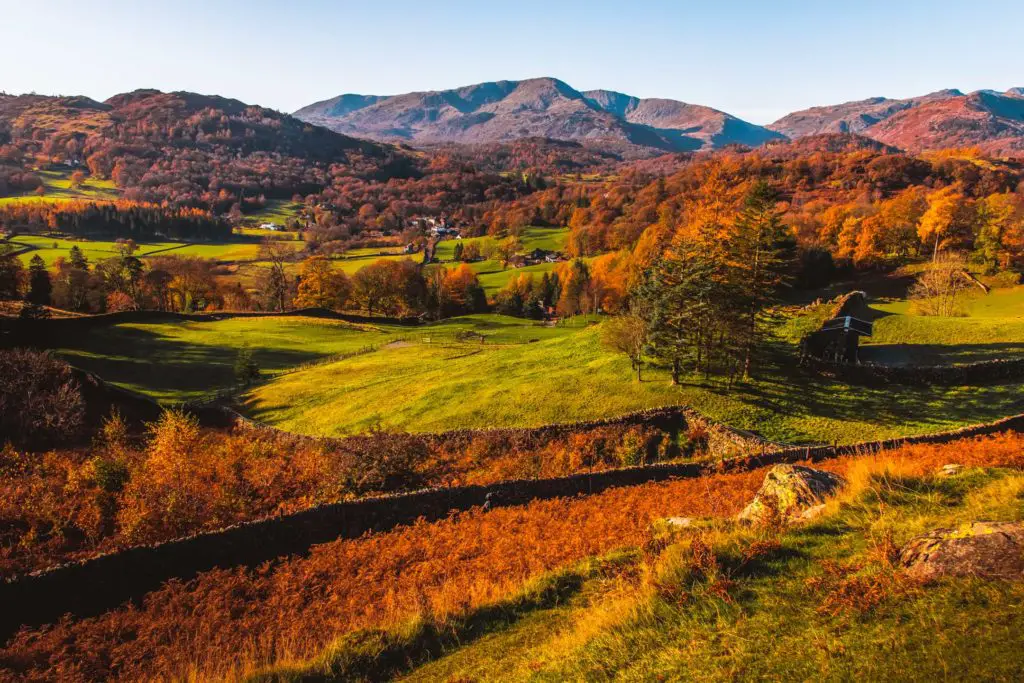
[2,0,1022,124]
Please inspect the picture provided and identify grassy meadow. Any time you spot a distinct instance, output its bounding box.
[55,315,402,402]
[51,311,1024,444]
[7,233,303,267]
[858,287,1024,365]
[0,169,119,206]
[432,226,571,294]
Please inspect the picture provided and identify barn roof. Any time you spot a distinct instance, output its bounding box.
[820,316,873,337]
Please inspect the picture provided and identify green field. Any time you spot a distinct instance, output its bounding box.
[335,249,417,274]
[241,199,303,227]
[50,311,1023,444]
[858,287,1024,365]
[8,235,184,266]
[7,234,302,266]
[432,226,570,293]
[0,169,119,206]
[240,317,1021,443]
[55,315,401,403]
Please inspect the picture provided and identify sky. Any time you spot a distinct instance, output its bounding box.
[2,0,1023,124]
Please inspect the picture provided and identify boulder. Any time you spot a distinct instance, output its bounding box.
[900,521,1024,581]
[938,463,964,477]
[738,464,845,526]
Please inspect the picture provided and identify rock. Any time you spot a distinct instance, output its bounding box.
[664,517,694,528]
[939,463,964,477]
[900,521,1024,581]
[738,464,845,526]
[799,504,828,522]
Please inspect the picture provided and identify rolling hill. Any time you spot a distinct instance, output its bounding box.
[0,89,410,205]
[294,77,784,155]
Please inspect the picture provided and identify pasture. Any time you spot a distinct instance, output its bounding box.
[0,169,119,206]
[241,317,1022,443]
[431,226,571,293]
[54,315,402,402]
[50,311,1024,444]
[8,233,302,266]
[240,199,303,226]
[859,287,1024,364]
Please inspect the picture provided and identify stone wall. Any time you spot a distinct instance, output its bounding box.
[803,356,1024,386]
[3,409,1024,638]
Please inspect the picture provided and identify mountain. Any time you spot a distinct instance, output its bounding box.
[767,90,963,138]
[294,78,784,155]
[868,90,1024,154]
[769,88,1024,154]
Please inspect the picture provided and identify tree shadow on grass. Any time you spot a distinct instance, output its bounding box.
[56,325,329,402]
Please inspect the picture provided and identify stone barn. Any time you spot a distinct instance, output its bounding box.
[801,315,873,364]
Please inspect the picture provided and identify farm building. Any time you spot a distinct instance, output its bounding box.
[801,315,873,364]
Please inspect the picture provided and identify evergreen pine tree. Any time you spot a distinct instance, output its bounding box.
[26,254,52,305]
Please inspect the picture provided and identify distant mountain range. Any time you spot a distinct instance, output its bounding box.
[769,88,1024,154]
[296,79,1024,156]
[294,77,784,155]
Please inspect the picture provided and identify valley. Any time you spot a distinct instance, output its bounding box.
[2,14,1024,679]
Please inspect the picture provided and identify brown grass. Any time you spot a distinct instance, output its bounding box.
[1,433,1023,681]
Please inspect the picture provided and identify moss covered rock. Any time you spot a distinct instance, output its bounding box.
[900,521,1024,581]
[737,464,845,526]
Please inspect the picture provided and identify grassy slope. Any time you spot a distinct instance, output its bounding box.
[9,233,303,266]
[259,446,1024,682]
[860,287,1024,364]
[55,316,401,402]
[240,315,1023,444]
[241,199,303,225]
[399,469,1024,682]
[0,169,119,206]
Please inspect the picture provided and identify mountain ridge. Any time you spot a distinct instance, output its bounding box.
[294,77,785,155]
[770,87,1024,153]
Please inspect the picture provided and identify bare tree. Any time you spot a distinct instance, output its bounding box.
[909,252,973,317]
[601,313,648,382]
[258,239,293,312]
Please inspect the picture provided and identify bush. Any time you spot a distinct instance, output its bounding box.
[0,349,84,450]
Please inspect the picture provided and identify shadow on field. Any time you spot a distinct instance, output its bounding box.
[57,325,327,401]
[859,342,1024,365]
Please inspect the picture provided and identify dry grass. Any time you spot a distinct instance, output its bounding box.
[2,433,1024,681]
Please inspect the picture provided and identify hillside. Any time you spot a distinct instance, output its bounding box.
[0,89,410,207]
[869,90,1024,154]
[294,77,784,155]
[770,88,1024,155]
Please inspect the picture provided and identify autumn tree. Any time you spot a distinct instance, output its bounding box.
[918,186,975,260]
[294,256,351,310]
[909,252,974,316]
[974,192,1024,272]
[731,182,796,377]
[497,235,523,269]
[0,246,23,300]
[601,311,647,382]
[352,259,425,318]
[556,258,591,316]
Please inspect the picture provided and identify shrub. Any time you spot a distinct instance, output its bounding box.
[0,348,84,450]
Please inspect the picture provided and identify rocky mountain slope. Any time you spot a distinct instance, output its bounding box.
[295,78,784,155]
[770,88,1024,154]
